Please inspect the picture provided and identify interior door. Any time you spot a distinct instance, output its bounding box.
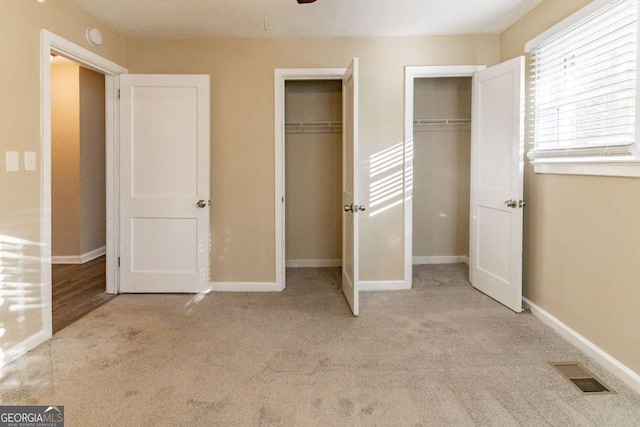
[342,58,361,316]
[119,74,210,293]
[470,57,525,313]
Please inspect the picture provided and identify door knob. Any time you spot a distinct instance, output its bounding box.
[519,200,527,208]
[505,199,517,208]
[344,204,354,212]
[196,199,207,208]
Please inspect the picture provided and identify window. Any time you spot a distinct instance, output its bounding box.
[526,0,640,177]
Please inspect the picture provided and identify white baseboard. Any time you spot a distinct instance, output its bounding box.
[360,280,410,292]
[210,282,281,292]
[413,256,469,265]
[286,259,341,268]
[523,297,640,394]
[0,330,50,368]
[52,246,106,264]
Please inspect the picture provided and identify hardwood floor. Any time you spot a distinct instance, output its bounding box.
[52,256,116,333]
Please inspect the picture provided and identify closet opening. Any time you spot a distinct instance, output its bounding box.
[284,79,343,288]
[50,54,114,332]
[412,76,472,274]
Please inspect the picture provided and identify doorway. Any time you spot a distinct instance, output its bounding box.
[50,55,114,332]
[403,66,484,287]
[41,30,127,339]
[412,76,472,268]
[274,62,361,315]
[284,80,343,269]
[274,67,347,291]
[283,79,343,308]
[403,61,525,313]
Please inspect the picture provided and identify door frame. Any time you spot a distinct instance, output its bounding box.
[41,31,127,335]
[402,65,485,289]
[274,68,346,291]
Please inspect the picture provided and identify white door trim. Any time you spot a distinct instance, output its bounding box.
[274,68,346,291]
[40,31,127,339]
[403,65,486,290]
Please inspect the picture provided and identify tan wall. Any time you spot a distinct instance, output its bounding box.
[127,35,500,282]
[0,0,127,357]
[285,80,342,262]
[51,64,81,257]
[501,0,640,374]
[413,78,471,258]
[79,67,106,255]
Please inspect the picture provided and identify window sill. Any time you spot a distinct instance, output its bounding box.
[531,157,640,178]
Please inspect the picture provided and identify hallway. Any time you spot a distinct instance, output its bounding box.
[52,256,115,333]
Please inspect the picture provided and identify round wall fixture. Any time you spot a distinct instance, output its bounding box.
[85,27,103,46]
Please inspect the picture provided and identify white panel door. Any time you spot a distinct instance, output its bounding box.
[120,75,210,293]
[342,58,361,316]
[470,57,525,313]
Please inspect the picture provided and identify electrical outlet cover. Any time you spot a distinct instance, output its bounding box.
[6,151,19,172]
[24,151,37,171]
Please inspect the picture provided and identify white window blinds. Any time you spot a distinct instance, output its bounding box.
[529,0,638,153]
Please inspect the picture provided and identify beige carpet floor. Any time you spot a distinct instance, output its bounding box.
[1,264,639,426]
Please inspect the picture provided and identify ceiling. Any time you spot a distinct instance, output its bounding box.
[65,0,543,39]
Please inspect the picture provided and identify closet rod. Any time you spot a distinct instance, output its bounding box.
[414,118,471,125]
[285,121,342,134]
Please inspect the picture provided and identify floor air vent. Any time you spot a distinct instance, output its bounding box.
[550,362,615,395]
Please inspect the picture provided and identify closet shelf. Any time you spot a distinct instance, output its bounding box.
[285,121,342,134]
[414,118,471,125]
[414,118,471,132]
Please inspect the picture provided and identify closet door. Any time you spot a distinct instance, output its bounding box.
[342,58,361,316]
[470,57,525,313]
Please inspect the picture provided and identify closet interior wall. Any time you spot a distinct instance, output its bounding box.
[285,80,343,267]
[413,77,472,261]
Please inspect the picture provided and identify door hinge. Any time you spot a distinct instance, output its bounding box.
[118,257,121,267]
[118,89,121,99]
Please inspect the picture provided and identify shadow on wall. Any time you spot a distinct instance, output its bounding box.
[0,234,45,365]
[368,141,407,217]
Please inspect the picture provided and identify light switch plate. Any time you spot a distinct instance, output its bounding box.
[5,151,19,172]
[24,151,36,171]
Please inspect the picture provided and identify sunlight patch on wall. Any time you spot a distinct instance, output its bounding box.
[0,234,45,366]
[369,142,405,217]
[404,137,414,204]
